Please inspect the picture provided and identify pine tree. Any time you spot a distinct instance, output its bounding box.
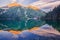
[44,5,60,31]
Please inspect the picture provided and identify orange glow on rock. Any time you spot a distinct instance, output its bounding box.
[0,30,3,32]
[9,30,21,35]
[8,2,21,7]
[27,5,39,10]
[29,27,40,32]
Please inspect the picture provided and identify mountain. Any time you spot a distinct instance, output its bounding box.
[1,2,22,9]
[0,6,45,30]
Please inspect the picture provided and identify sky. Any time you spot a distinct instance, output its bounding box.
[0,0,11,6]
[0,0,59,6]
[0,0,39,6]
[0,0,60,12]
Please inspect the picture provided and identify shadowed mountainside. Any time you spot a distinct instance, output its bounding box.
[0,6,45,30]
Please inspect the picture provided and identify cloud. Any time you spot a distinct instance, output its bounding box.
[18,0,39,5]
[39,0,57,2]
[0,0,11,6]
[12,0,16,3]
